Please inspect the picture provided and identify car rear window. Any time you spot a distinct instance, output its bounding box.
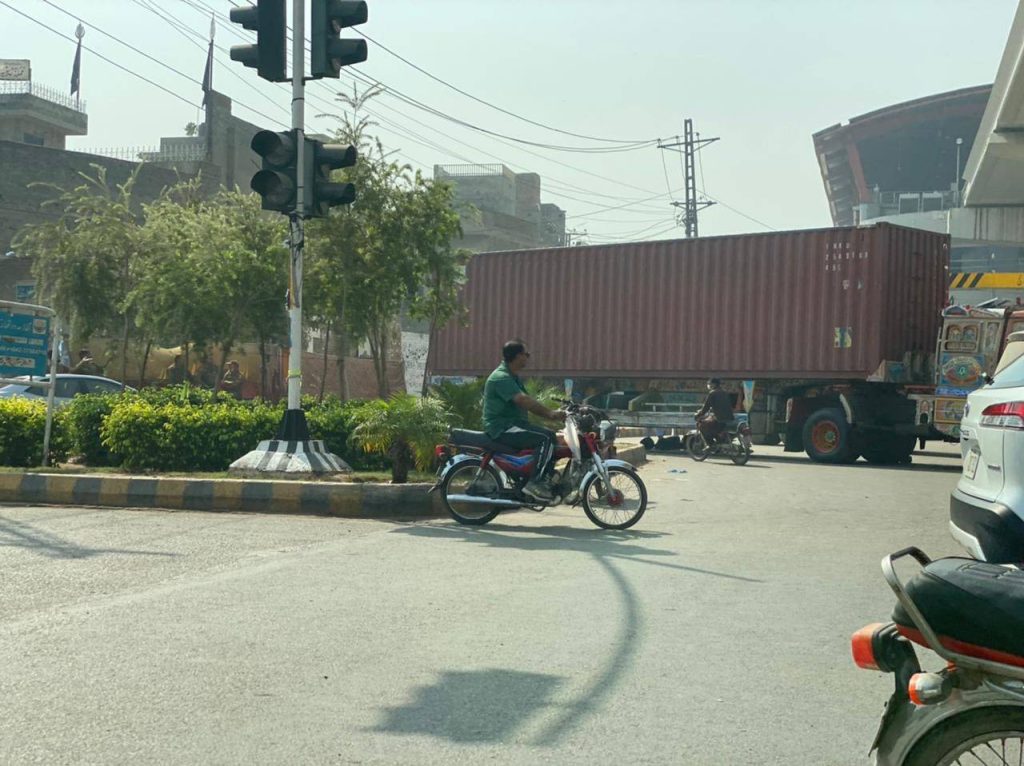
[993,351,1024,388]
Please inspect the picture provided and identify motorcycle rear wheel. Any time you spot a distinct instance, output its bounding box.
[442,459,503,526]
[686,433,710,462]
[902,707,1024,766]
[731,447,749,466]
[582,466,647,530]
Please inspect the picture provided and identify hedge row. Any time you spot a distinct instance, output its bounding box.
[0,387,389,472]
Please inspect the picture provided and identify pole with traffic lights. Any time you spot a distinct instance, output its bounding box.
[227,0,367,473]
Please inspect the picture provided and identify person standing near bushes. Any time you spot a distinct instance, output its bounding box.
[220,360,244,399]
[71,349,103,376]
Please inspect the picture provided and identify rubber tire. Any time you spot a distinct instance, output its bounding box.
[902,707,1024,766]
[686,433,710,462]
[582,467,648,530]
[731,448,749,466]
[441,459,503,526]
[862,435,916,466]
[802,408,852,463]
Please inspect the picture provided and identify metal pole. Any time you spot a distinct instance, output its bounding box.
[41,317,60,467]
[288,0,305,414]
[955,137,963,208]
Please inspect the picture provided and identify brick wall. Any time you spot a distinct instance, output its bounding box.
[0,139,204,256]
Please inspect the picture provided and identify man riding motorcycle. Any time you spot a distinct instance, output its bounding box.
[483,339,564,502]
[695,378,734,444]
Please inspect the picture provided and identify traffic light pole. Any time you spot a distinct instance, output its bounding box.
[280,0,309,439]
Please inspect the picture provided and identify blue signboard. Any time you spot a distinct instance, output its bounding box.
[0,313,50,377]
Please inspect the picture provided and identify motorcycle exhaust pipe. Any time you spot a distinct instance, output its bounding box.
[445,494,524,509]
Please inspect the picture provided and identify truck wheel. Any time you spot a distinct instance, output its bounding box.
[802,408,852,463]
[861,435,916,466]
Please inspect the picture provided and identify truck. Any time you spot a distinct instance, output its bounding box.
[426,223,1008,465]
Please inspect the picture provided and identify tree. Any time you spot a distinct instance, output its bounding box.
[406,173,471,393]
[15,164,147,385]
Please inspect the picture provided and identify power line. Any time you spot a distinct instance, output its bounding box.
[353,28,655,146]
[0,0,201,109]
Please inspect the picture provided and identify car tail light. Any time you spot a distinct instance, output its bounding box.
[852,623,887,670]
[980,402,1024,430]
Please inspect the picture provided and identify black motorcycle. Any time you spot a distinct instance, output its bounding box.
[684,418,752,466]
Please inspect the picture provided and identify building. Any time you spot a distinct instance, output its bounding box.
[433,164,567,252]
[813,85,991,228]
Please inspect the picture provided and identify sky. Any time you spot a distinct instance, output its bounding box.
[1,0,1019,242]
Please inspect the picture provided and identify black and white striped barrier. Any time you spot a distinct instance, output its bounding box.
[229,440,351,474]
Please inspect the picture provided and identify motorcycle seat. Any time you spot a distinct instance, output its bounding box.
[449,429,518,453]
[892,557,1024,666]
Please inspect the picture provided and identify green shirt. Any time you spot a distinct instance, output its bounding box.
[483,362,528,438]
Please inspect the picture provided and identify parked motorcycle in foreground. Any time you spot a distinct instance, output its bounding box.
[429,401,647,529]
[685,418,753,465]
[853,546,1024,765]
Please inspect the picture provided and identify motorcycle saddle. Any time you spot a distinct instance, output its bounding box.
[449,429,518,453]
[892,557,1024,665]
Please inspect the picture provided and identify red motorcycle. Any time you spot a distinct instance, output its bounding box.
[429,401,647,530]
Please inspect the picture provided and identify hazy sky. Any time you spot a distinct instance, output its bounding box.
[2,0,1018,241]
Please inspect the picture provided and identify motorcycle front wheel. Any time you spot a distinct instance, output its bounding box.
[582,466,647,530]
[686,433,710,462]
[442,459,503,526]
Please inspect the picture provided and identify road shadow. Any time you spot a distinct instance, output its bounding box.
[370,669,564,743]
[679,451,962,474]
[0,514,178,560]
[386,522,760,746]
[396,523,762,583]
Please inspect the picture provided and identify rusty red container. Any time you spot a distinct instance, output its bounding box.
[428,223,950,380]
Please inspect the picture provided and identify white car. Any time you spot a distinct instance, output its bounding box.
[0,374,132,407]
[951,331,1024,562]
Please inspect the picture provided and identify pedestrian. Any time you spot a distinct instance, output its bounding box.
[71,349,103,376]
[164,354,191,385]
[220,360,244,399]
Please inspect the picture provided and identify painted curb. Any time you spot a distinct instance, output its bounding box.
[0,473,443,519]
[0,447,644,517]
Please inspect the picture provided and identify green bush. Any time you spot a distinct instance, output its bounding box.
[0,398,66,466]
[102,399,281,472]
[62,393,120,466]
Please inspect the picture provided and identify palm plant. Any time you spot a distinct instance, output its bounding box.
[350,394,452,483]
[429,378,484,430]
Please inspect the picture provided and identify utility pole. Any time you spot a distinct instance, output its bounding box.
[658,119,719,238]
[565,227,588,247]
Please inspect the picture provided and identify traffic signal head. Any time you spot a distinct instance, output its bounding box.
[306,140,358,217]
[311,0,369,80]
[250,130,298,213]
[229,0,287,83]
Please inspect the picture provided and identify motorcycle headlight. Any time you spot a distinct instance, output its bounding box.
[600,420,617,443]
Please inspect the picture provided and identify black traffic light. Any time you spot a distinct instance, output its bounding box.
[250,129,298,213]
[306,139,358,217]
[229,0,287,83]
[311,0,369,80]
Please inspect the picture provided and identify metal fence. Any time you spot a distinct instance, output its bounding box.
[0,81,86,113]
[435,163,508,178]
[81,144,208,163]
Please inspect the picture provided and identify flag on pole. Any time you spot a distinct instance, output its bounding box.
[201,15,214,106]
[70,23,84,97]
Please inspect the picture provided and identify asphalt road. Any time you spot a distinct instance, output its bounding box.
[0,445,965,765]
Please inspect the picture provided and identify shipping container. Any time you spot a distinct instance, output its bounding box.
[429,223,949,380]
